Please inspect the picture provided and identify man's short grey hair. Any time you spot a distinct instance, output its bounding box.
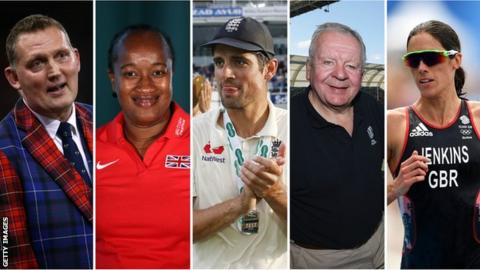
[308,22,367,70]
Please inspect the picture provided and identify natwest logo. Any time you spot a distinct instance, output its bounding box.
[202,142,225,164]
[204,142,224,155]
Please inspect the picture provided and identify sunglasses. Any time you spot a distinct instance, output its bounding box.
[402,49,458,68]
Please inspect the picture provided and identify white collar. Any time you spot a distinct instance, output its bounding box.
[211,100,279,145]
[25,99,79,140]
[255,100,278,138]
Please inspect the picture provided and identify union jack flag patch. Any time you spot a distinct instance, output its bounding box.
[165,155,190,169]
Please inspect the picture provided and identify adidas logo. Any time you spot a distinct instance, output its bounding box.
[410,123,433,137]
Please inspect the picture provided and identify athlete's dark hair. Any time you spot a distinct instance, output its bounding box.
[407,20,466,98]
[107,24,174,72]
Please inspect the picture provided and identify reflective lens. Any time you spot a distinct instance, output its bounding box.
[402,50,458,68]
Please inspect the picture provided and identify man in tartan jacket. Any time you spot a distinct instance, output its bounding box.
[0,15,92,269]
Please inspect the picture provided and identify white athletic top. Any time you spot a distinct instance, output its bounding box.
[192,101,288,269]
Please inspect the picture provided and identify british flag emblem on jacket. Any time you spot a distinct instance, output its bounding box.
[165,155,190,169]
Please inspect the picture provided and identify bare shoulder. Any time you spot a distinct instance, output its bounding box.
[468,100,480,119]
[467,101,480,135]
[387,107,407,126]
[387,107,408,171]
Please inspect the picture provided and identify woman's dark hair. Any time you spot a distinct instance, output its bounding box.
[407,20,466,98]
[108,24,174,72]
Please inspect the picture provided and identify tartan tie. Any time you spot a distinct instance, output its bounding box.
[57,122,91,183]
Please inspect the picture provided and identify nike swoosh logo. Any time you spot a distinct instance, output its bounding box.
[96,159,119,170]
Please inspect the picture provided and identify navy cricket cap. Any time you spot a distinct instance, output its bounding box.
[202,17,275,57]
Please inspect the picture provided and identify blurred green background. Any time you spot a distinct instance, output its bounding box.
[96,1,190,127]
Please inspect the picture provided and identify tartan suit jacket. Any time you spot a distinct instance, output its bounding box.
[0,99,93,269]
[0,151,38,269]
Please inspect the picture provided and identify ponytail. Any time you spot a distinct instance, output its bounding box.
[454,67,466,98]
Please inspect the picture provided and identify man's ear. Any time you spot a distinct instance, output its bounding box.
[4,66,21,91]
[306,59,311,81]
[264,58,278,81]
[73,48,81,72]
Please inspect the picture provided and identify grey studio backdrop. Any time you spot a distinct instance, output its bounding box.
[96,1,190,127]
